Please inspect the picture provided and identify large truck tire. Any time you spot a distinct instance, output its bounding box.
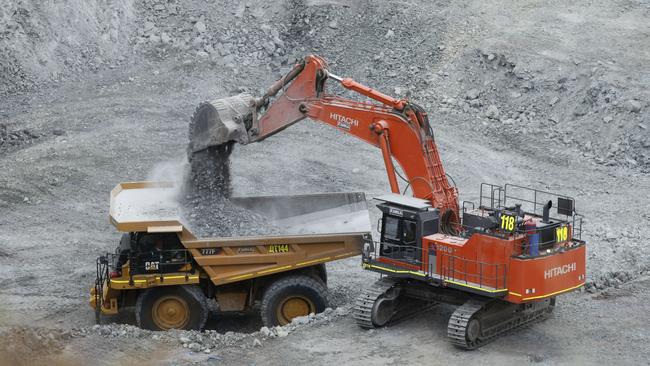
[136,285,208,331]
[260,275,329,326]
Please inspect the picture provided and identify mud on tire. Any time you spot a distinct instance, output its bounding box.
[261,275,329,327]
[136,285,208,331]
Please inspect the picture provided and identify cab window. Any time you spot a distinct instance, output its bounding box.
[403,220,416,244]
[384,216,400,240]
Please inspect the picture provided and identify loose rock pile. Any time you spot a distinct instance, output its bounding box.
[425,49,649,172]
[79,307,349,353]
[585,271,636,292]
[134,0,290,72]
[1,0,647,173]
[0,124,39,152]
[0,1,135,95]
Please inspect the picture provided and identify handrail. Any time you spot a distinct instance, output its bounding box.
[439,253,507,290]
[504,183,576,220]
[363,238,508,290]
[479,183,505,210]
[94,255,109,322]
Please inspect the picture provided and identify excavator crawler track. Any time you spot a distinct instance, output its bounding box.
[448,298,554,349]
[353,277,398,329]
[354,277,437,329]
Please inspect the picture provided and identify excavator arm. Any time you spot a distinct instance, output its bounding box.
[190,55,459,231]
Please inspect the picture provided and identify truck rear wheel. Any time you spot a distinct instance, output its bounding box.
[136,285,208,331]
[261,275,328,326]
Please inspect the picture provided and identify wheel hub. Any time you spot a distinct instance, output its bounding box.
[277,296,315,325]
[152,295,190,330]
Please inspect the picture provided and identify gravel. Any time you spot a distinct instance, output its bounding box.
[53,306,352,356]
[0,0,649,364]
[0,124,39,152]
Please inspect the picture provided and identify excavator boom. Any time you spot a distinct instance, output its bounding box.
[190,55,459,230]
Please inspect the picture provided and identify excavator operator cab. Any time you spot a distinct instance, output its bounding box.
[375,194,439,266]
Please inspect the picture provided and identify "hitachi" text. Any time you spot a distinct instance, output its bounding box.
[544,262,577,279]
[330,113,359,130]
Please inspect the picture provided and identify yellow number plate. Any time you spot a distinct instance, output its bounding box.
[500,214,516,231]
[556,226,569,242]
[268,244,289,253]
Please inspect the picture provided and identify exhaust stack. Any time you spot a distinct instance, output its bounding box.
[542,200,552,223]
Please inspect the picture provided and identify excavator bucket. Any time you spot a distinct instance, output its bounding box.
[188,93,255,153]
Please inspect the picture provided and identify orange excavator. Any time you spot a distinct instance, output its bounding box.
[191,55,586,348]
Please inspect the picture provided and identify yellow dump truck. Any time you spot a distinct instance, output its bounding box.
[90,182,371,330]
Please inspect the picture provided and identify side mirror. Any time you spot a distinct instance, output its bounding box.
[376,217,383,233]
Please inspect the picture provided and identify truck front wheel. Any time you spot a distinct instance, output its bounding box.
[136,285,208,331]
[260,275,328,326]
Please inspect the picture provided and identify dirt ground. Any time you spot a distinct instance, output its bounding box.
[1,0,649,365]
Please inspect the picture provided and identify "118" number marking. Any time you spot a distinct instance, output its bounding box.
[500,214,516,231]
[556,226,569,242]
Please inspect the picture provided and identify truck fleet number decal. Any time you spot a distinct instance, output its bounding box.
[434,244,453,254]
[500,214,516,231]
[268,244,289,253]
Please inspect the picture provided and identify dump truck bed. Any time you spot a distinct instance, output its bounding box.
[109,182,371,285]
